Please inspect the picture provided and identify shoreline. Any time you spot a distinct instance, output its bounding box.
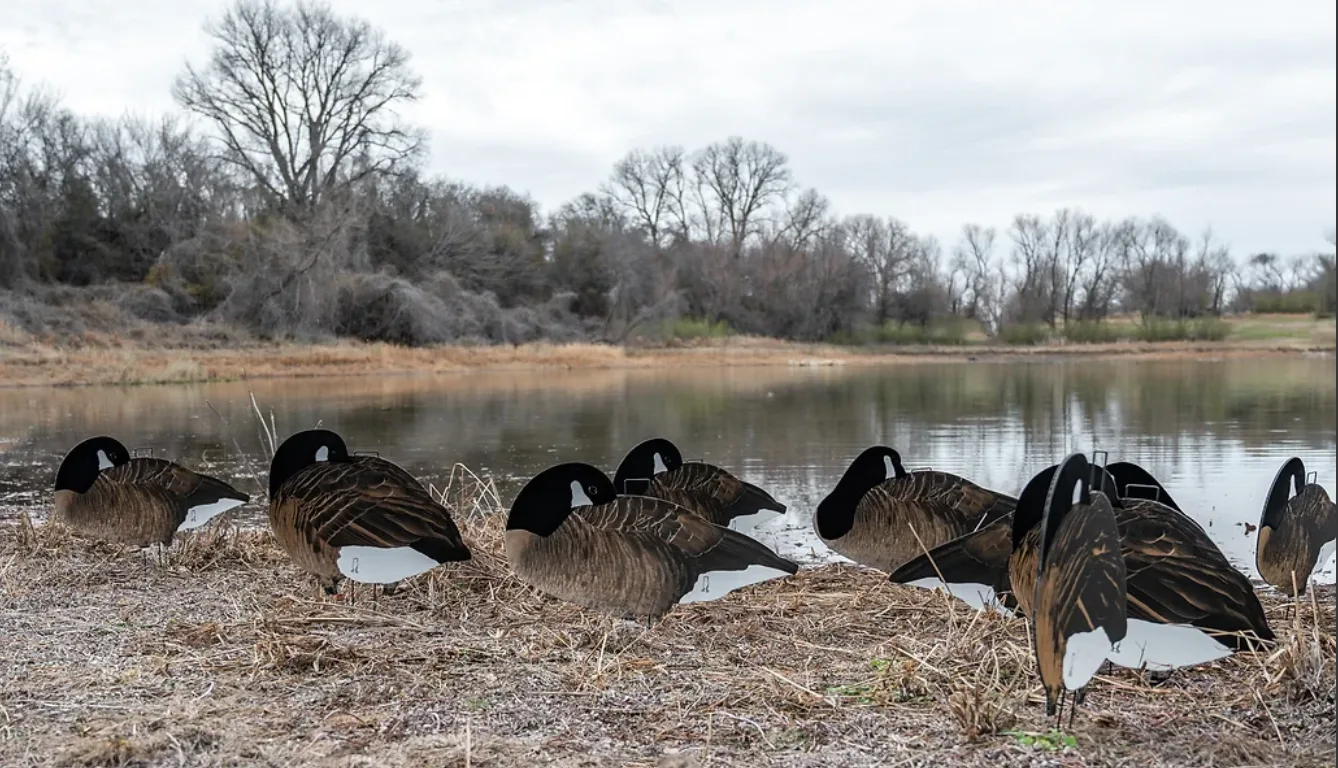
[0,335,1333,389]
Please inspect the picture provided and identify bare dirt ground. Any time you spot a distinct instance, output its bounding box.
[2,496,1333,768]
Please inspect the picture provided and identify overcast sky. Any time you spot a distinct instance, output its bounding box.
[3,0,1334,258]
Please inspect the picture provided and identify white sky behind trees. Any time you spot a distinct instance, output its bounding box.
[2,0,1334,259]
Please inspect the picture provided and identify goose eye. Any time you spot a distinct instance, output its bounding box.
[587,484,598,497]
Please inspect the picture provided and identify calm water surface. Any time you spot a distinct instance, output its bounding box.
[2,358,1335,585]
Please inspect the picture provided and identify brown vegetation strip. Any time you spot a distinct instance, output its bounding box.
[0,335,1332,389]
[1,489,1333,767]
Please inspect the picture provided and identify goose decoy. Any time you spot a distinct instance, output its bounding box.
[612,437,786,528]
[267,429,471,595]
[890,458,1274,670]
[1256,456,1337,596]
[1032,453,1127,720]
[813,446,1016,575]
[52,436,249,558]
[505,462,799,621]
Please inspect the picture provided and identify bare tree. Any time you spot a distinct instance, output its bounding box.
[602,146,689,247]
[173,0,425,215]
[950,223,1000,327]
[775,187,830,251]
[690,137,791,257]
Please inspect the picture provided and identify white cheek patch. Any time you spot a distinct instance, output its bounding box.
[570,480,594,508]
[97,450,114,470]
[315,446,330,462]
[1062,626,1119,689]
[883,456,895,480]
[179,498,246,530]
[904,577,1014,616]
[337,545,441,584]
[1314,539,1337,586]
[726,508,785,532]
[652,453,668,474]
[1106,619,1234,671]
[679,564,792,604]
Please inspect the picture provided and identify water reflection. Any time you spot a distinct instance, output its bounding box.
[2,358,1334,584]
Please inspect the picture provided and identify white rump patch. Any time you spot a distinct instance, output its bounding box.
[1314,539,1337,586]
[679,564,792,605]
[1062,626,1119,689]
[315,446,330,461]
[179,498,246,530]
[652,452,668,474]
[883,456,895,480]
[336,545,440,584]
[96,450,114,470]
[1106,619,1234,671]
[569,480,593,508]
[905,577,1014,615]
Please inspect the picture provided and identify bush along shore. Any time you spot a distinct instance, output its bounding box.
[0,484,1334,768]
[0,299,1333,389]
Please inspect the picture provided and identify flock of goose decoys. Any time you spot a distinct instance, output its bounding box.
[46,430,1338,722]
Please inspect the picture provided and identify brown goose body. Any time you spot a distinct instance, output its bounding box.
[815,446,1016,574]
[613,438,787,527]
[1032,454,1128,716]
[892,461,1275,657]
[52,438,249,547]
[1256,458,1337,596]
[506,463,799,620]
[267,430,471,593]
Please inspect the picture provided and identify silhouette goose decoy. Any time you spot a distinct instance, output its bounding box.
[891,457,1274,670]
[612,437,786,528]
[1031,453,1127,721]
[1256,456,1337,597]
[267,429,471,596]
[52,436,249,559]
[505,462,799,621]
[813,446,1016,575]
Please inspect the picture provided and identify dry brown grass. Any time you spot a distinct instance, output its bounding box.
[1,331,1333,389]
[2,477,1334,767]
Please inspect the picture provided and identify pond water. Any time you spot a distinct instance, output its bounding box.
[2,357,1335,588]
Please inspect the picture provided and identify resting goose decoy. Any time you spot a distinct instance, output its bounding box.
[52,436,249,555]
[267,429,471,595]
[891,458,1274,670]
[1256,457,1337,596]
[612,437,786,528]
[505,462,799,621]
[813,445,1016,575]
[1032,453,1128,719]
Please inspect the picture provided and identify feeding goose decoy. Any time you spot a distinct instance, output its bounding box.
[52,436,249,559]
[813,445,1016,575]
[505,462,799,621]
[267,429,472,596]
[1032,453,1128,721]
[612,437,787,528]
[1255,456,1337,597]
[891,457,1274,670]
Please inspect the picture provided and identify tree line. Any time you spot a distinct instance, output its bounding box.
[2,0,1334,347]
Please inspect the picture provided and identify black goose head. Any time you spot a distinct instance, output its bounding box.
[1105,461,1182,512]
[508,462,618,537]
[54,436,131,494]
[1012,463,1059,549]
[269,429,351,497]
[1261,457,1306,530]
[1038,453,1094,567]
[613,437,684,494]
[814,446,906,540]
